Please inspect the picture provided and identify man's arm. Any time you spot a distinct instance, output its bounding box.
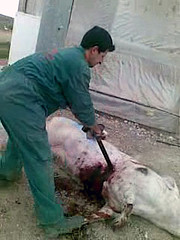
[61,67,95,126]
[60,67,105,138]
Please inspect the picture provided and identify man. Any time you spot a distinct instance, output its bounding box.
[0,26,115,237]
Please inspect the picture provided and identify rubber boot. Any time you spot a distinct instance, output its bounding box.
[42,215,84,238]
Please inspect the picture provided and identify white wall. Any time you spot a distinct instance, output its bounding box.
[8,12,41,64]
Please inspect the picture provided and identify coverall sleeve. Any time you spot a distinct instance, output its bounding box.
[61,67,96,127]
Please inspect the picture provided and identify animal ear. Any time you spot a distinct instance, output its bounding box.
[162,176,177,190]
[135,167,148,176]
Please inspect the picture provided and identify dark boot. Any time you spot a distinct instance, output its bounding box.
[42,215,84,238]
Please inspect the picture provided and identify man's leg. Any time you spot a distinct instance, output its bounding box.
[0,136,22,181]
[1,103,65,225]
[19,126,64,225]
[1,104,83,236]
[0,71,84,236]
[16,120,84,236]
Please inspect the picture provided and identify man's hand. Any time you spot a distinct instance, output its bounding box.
[82,124,107,140]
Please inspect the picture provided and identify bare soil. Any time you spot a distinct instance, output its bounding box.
[0,109,180,240]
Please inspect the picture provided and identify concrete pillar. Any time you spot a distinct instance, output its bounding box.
[36,0,74,52]
[18,0,44,16]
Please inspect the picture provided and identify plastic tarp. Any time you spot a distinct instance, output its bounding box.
[66,0,180,134]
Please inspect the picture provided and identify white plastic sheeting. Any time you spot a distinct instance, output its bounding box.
[66,0,180,133]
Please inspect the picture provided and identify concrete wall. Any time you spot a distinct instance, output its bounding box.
[8,12,41,64]
[36,0,74,52]
[9,0,74,63]
[18,0,44,16]
[8,0,44,64]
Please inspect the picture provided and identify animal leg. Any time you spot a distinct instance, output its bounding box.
[85,204,114,224]
[113,203,133,227]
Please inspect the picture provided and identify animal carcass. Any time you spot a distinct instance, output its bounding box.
[46,117,180,237]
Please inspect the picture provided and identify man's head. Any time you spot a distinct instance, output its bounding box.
[80,26,115,67]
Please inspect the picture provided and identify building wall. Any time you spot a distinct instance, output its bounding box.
[8,12,41,64]
[9,0,74,63]
[18,0,44,16]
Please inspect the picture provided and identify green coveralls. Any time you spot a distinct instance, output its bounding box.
[0,46,95,225]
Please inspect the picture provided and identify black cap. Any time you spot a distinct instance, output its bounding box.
[80,26,115,52]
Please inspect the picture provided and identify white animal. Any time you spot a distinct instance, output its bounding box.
[46,117,180,238]
[1,118,180,237]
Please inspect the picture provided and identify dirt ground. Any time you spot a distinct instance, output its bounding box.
[0,109,180,240]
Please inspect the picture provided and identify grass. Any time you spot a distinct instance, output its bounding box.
[0,30,12,60]
[0,42,10,59]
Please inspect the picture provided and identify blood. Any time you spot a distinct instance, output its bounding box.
[79,163,112,195]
